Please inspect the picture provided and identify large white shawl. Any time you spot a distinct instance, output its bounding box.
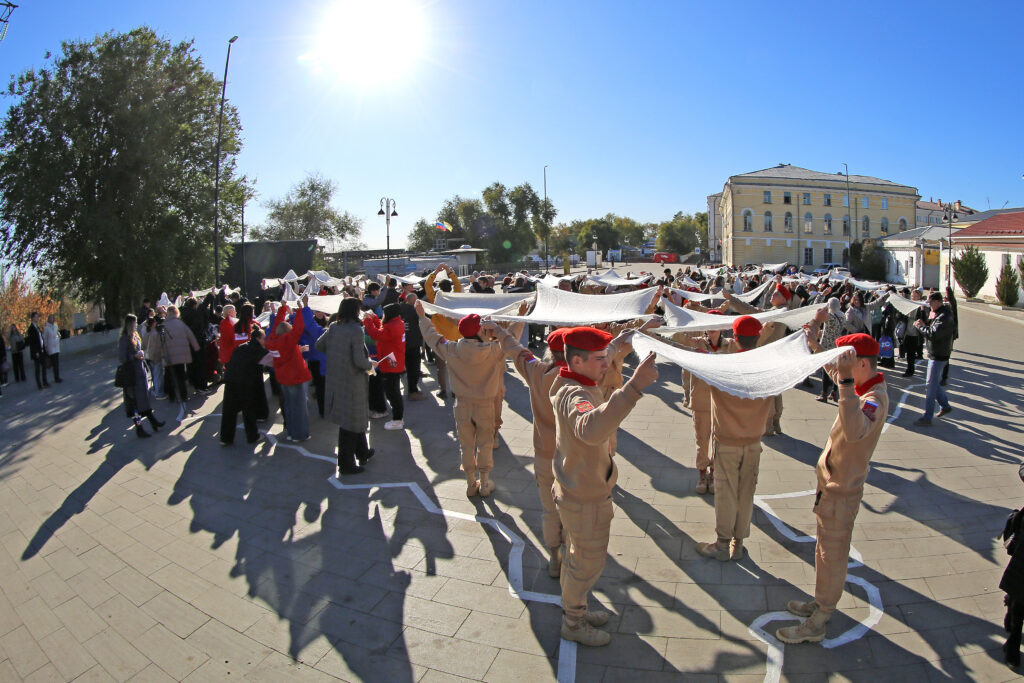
[490,286,658,326]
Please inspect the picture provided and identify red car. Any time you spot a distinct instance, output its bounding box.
[653,252,678,264]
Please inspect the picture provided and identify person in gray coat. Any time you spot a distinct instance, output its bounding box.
[316,297,375,475]
[118,314,164,437]
[162,305,200,409]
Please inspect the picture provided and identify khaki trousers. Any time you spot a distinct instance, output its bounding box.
[554,492,613,622]
[682,369,692,400]
[453,397,496,480]
[813,490,861,614]
[494,378,505,434]
[713,441,761,541]
[693,409,712,471]
[535,454,563,548]
[435,356,448,393]
[765,393,783,431]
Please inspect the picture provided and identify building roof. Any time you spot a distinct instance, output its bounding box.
[953,207,1024,225]
[731,164,912,189]
[877,225,961,244]
[916,200,978,214]
[950,210,1024,240]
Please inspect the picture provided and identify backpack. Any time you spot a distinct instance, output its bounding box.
[878,336,894,359]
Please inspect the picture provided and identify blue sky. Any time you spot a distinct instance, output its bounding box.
[3,0,1022,249]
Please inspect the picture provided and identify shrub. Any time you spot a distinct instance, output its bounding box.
[996,262,1021,307]
[951,246,988,298]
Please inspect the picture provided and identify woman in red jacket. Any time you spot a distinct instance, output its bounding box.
[218,304,238,366]
[265,304,312,441]
[363,303,406,430]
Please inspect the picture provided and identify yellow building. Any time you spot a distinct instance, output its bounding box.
[710,164,919,269]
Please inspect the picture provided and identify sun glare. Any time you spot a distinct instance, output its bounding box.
[300,0,430,86]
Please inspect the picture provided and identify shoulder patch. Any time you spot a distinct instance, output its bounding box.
[575,400,595,414]
[862,399,878,422]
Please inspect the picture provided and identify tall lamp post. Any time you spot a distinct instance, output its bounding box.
[943,202,959,287]
[378,198,398,275]
[213,35,238,287]
[543,165,549,270]
[842,162,853,267]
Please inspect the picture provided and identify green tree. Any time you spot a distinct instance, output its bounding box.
[406,218,440,253]
[436,181,550,263]
[856,243,888,282]
[250,173,362,252]
[951,245,988,298]
[995,262,1020,307]
[656,211,705,255]
[0,28,249,319]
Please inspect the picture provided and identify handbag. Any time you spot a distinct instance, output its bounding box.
[878,335,894,359]
[114,362,132,388]
[894,320,907,340]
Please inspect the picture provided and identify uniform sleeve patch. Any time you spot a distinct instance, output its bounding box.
[862,400,878,422]
[575,400,595,414]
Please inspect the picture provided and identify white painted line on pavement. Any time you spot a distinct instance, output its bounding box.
[883,382,923,434]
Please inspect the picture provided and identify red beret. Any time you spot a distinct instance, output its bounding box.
[732,315,763,337]
[835,333,879,356]
[563,326,613,352]
[546,328,566,352]
[775,284,792,300]
[458,314,481,339]
[706,309,723,316]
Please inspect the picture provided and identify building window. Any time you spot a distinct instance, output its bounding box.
[804,247,813,266]
[824,193,832,206]
[802,192,811,205]
[881,217,889,234]
[764,210,773,232]
[898,218,907,231]
[909,256,914,268]
[842,214,851,235]
[881,197,888,210]
[783,211,793,232]
[804,212,813,233]
[764,191,772,203]
[823,213,833,234]
[824,247,833,263]
[784,192,792,204]
[917,214,924,223]
[861,215,870,236]
[843,195,850,207]
[861,196,869,209]
[742,209,753,232]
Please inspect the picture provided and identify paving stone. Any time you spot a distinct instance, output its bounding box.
[82,628,149,681]
[38,627,97,680]
[140,591,210,638]
[133,624,209,680]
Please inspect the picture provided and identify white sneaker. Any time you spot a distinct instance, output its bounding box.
[369,410,388,419]
[384,420,404,431]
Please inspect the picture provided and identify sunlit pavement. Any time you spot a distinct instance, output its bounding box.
[0,300,1022,681]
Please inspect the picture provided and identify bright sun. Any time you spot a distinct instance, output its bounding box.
[300,0,430,86]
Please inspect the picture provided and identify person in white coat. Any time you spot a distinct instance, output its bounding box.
[43,314,62,383]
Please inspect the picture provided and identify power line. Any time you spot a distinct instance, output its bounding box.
[0,3,17,43]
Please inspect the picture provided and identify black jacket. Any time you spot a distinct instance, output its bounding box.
[399,302,423,347]
[223,339,267,393]
[1002,509,1024,601]
[26,323,44,360]
[919,304,955,361]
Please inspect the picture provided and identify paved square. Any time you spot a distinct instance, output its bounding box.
[1,302,1023,681]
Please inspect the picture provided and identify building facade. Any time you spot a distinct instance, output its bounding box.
[875,225,946,289]
[950,210,1024,306]
[711,164,919,269]
[916,198,976,228]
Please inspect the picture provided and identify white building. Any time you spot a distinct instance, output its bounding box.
[875,225,948,289]
[950,210,1024,306]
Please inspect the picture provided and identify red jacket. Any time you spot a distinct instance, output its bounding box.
[218,317,238,364]
[265,305,312,385]
[363,314,406,373]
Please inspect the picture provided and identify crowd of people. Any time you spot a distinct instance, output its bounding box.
[1,312,64,398]
[0,260,965,653]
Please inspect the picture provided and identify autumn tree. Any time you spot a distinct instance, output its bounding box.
[250,173,363,252]
[0,28,250,320]
[0,271,59,341]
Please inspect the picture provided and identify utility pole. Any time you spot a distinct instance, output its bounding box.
[543,165,549,271]
[843,163,853,266]
[213,35,238,287]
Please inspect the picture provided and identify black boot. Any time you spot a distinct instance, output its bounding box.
[145,410,165,431]
[1004,638,1021,667]
[135,420,151,438]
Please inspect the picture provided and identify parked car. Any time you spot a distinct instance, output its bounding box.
[653,252,679,264]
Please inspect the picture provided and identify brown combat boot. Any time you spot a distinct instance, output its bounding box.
[584,610,610,627]
[697,539,730,562]
[561,616,611,647]
[776,609,830,644]
[786,599,819,618]
[730,538,744,561]
[479,473,495,497]
[696,469,709,495]
[466,473,480,497]
[548,546,561,578]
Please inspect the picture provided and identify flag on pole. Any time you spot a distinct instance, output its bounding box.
[435,221,453,232]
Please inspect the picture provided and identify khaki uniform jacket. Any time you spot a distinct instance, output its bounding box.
[420,317,514,399]
[708,339,772,445]
[498,330,561,458]
[668,332,727,412]
[816,377,889,497]
[550,373,643,503]
[424,270,464,341]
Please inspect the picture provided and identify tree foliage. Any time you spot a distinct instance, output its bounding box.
[951,245,988,298]
[854,243,888,282]
[0,27,249,320]
[0,271,60,341]
[406,218,439,253]
[995,262,1020,307]
[250,173,362,252]
[656,211,707,255]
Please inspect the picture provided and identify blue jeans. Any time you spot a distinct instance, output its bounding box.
[149,360,164,397]
[923,359,950,420]
[281,382,310,440]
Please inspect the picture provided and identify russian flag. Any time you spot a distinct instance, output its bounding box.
[435,221,453,232]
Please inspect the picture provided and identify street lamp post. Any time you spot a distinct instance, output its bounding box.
[543,165,549,271]
[378,198,398,275]
[842,162,853,267]
[240,198,246,296]
[943,203,959,287]
[213,35,238,287]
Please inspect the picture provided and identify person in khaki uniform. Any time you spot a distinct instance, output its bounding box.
[493,327,569,577]
[724,282,793,435]
[551,327,659,647]
[423,264,463,399]
[777,333,889,644]
[669,309,728,495]
[416,302,517,496]
[697,316,773,562]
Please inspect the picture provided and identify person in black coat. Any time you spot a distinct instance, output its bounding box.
[26,312,49,390]
[941,284,958,386]
[219,327,269,446]
[180,298,209,392]
[1000,465,1024,667]
[400,293,425,399]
